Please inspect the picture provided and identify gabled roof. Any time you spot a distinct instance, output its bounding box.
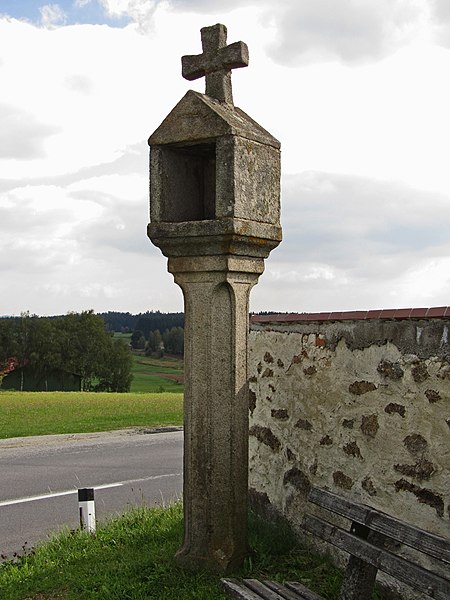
[148,90,280,148]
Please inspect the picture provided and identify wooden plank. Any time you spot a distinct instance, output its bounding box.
[308,487,450,564]
[244,579,290,599]
[285,581,326,600]
[221,578,267,600]
[303,514,450,600]
[338,523,378,600]
[263,579,317,600]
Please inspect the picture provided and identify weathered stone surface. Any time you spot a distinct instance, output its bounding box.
[343,441,363,459]
[377,359,404,379]
[361,476,377,496]
[333,471,354,490]
[283,467,311,495]
[361,414,379,438]
[248,389,257,415]
[384,402,406,417]
[271,408,289,420]
[295,418,313,431]
[249,425,281,451]
[404,434,428,455]
[425,388,441,403]
[261,368,273,378]
[303,365,317,376]
[320,435,333,446]
[412,362,429,383]
[394,459,435,481]
[349,380,377,395]
[264,352,274,363]
[286,447,296,461]
[395,479,444,517]
[248,316,450,553]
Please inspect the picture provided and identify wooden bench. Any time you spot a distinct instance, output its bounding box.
[222,486,450,600]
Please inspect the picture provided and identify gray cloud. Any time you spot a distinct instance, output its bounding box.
[267,0,422,65]
[280,171,450,265]
[249,171,450,311]
[0,103,60,159]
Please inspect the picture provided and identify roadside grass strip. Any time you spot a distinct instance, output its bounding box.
[0,502,352,600]
[0,392,183,439]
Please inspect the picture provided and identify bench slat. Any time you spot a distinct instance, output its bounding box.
[244,579,293,599]
[309,487,450,564]
[303,514,450,600]
[222,578,269,600]
[285,581,325,600]
[264,579,323,600]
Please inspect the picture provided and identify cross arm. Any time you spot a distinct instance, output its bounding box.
[182,41,249,82]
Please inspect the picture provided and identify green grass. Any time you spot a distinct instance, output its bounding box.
[130,355,184,394]
[0,502,357,600]
[0,392,183,439]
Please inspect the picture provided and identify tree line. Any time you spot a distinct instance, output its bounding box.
[99,311,184,336]
[0,311,132,392]
[131,326,184,356]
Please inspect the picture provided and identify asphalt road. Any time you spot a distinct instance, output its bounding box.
[0,428,183,560]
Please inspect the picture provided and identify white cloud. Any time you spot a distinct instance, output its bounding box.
[40,4,67,28]
[0,2,449,316]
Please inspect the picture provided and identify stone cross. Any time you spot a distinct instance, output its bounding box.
[148,23,281,573]
[182,23,249,104]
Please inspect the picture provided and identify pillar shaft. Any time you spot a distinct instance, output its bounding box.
[169,255,264,572]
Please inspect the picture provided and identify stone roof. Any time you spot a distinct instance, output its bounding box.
[148,90,280,148]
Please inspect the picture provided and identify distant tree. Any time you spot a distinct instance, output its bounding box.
[163,327,184,355]
[97,338,133,392]
[130,329,145,350]
[0,311,133,392]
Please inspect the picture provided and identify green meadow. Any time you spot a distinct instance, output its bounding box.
[0,391,183,439]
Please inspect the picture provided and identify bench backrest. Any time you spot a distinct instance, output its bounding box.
[302,487,450,600]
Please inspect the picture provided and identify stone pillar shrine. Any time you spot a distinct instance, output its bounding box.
[147,24,281,572]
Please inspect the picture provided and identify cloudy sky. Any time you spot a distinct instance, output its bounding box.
[1,0,449,316]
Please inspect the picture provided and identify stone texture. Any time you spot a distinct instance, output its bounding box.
[349,380,377,395]
[384,403,406,417]
[360,414,379,438]
[248,317,450,550]
[377,359,404,379]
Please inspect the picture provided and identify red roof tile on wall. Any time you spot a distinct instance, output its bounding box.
[251,307,450,324]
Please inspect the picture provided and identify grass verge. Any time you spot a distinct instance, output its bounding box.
[0,502,352,600]
[0,392,183,439]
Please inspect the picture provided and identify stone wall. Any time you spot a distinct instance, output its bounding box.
[248,308,450,549]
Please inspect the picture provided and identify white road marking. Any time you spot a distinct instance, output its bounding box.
[0,473,181,507]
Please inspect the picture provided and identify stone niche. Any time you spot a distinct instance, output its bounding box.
[148,90,281,257]
[153,141,216,222]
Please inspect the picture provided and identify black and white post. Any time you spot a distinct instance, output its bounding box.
[78,488,96,533]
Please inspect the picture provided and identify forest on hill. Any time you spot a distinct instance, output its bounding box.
[98,311,184,336]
